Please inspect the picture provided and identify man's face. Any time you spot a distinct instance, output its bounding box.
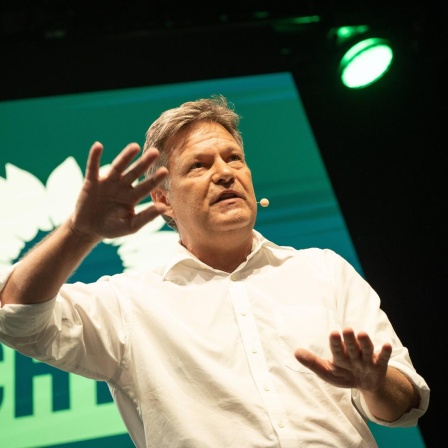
[158,121,257,244]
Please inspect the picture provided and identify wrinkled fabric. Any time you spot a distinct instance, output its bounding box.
[0,231,429,448]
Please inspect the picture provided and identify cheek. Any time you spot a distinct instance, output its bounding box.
[243,173,256,195]
[169,185,206,218]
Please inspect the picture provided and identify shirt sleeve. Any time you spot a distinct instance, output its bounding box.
[324,249,430,427]
[0,263,128,382]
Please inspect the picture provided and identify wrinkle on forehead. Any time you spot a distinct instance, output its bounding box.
[167,121,241,161]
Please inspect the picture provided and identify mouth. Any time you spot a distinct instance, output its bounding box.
[213,191,243,204]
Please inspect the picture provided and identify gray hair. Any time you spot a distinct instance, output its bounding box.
[143,95,243,229]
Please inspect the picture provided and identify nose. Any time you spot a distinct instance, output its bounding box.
[211,157,234,184]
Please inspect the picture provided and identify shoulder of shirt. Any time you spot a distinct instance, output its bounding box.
[254,230,339,259]
[90,265,166,285]
[89,240,183,284]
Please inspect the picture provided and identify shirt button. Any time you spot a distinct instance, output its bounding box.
[251,347,258,354]
[263,384,270,391]
[277,420,285,429]
[230,273,238,281]
[240,309,247,316]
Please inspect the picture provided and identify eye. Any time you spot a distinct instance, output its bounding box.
[229,154,243,162]
[190,162,203,170]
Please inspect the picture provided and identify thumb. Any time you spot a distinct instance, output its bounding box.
[294,348,317,368]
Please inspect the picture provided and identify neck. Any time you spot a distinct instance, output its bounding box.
[180,229,254,273]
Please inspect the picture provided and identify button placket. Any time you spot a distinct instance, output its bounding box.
[228,279,295,445]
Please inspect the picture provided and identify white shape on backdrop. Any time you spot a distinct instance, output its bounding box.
[0,158,179,270]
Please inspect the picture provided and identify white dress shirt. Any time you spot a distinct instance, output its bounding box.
[0,230,430,448]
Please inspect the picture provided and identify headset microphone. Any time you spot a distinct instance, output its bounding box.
[257,198,269,207]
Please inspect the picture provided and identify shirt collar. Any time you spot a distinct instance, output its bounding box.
[161,229,295,281]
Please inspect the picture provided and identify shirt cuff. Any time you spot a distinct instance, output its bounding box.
[352,363,430,427]
[0,262,57,337]
[0,299,56,337]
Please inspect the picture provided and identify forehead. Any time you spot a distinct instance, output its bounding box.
[168,121,240,157]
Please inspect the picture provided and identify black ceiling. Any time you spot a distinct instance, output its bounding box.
[1,1,446,102]
[0,1,433,41]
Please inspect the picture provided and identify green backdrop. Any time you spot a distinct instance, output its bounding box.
[0,72,425,447]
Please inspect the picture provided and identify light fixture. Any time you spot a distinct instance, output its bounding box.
[329,26,394,89]
[339,37,393,88]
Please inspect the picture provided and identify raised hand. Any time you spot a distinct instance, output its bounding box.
[294,327,392,392]
[70,141,169,242]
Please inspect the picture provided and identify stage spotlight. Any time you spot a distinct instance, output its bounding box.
[339,37,393,89]
[329,26,394,89]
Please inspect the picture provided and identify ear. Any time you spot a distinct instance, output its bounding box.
[151,188,175,219]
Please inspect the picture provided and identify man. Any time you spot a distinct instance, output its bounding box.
[0,96,429,447]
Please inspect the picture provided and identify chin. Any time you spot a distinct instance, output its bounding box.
[212,215,256,231]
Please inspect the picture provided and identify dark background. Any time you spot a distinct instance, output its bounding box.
[1,1,446,446]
